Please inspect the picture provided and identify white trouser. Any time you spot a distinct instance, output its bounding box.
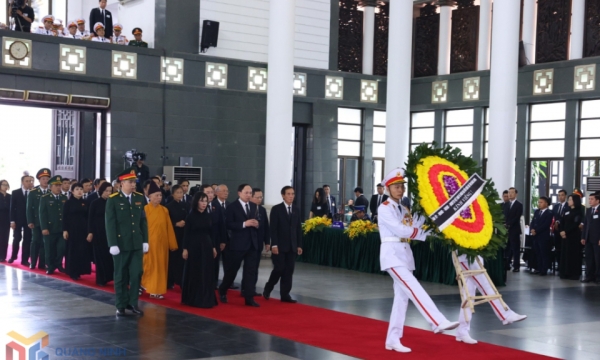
[456,260,515,337]
[386,266,449,344]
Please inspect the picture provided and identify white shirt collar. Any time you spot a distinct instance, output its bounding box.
[238,198,249,207]
[283,201,293,207]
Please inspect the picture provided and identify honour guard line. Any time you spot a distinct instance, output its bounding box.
[105,168,148,316]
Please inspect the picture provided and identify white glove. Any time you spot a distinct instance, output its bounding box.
[412,214,426,228]
[109,246,120,255]
[143,243,149,253]
[413,228,432,241]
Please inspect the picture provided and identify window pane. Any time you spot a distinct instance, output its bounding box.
[580,120,600,138]
[484,142,488,158]
[531,103,566,121]
[411,128,435,143]
[485,108,489,124]
[411,112,435,128]
[338,108,362,124]
[373,143,385,158]
[581,100,600,119]
[373,127,386,142]
[373,160,384,194]
[32,0,49,30]
[338,124,361,141]
[530,121,565,140]
[445,126,473,142]
[447,143,473,157]
[52,0,67,23]
[529,140,565,158]
[374,111,386,126]
[580,139,600,157]
[338,141,361,156]
[446,109,474,126]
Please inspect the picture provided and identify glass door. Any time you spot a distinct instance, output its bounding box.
[528,159,563,221]
[578,159,599,206]
[338,157,360,214]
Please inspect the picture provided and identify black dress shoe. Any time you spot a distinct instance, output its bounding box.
[7,259,15,264]
[581,278,594,283]
[29,264,35,269]
[263,287,272,300]
[229,284,239,289]
[245,299,260,307]
[116,308,127,316]
[219,294,228,304]
[57,267,66,273]
[539,273,547,276]
[21,261,30,266]
[46,270,54,275]
[281,297,297,303]
[126,305,144,315]
[38,265,45,270]
[0,259,5,263]
[512,269,520,272]
[533,271,541,274]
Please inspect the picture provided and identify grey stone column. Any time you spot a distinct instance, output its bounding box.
[472,107,485,167]
[362,108,374,195]
[563,100,579,192]
[434,109,445,146]
[155,0,200,54]
[514,104,529,196]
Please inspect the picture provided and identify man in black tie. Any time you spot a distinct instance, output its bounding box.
[218,184,260,307]
[242,188,270,297]
[529,197,553,276]
[505,187,523,272]
[86,178,105,205]
[81,179,92,200]
[552,190,568,268]
[213,184,235,288]
[354,187,369,208]
[501,190,510,219]
[323,185,337,218]
[8,174,34,265]
[581,192,600,283]
[369,183,388,223]
[89,0,113,38]
[263,186,303,303]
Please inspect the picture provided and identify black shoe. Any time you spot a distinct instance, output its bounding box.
[229,284,239,289]
[219,294,228,304]
[512,269,520,272]
[539,273,547,276]
[0,259,5,263]
[245,299,260,307]
[116,308,127,316]
[46,270,54,275]
[281,297,297,303]
[126,305,144,315]
[263,286,272,300]
[21,261,29,266]
[581,278,593,283]
[7,259,15,264]
[533,271,541,274]
[38,265,45,270]
[57,267,66,273]
[29,264,35,269]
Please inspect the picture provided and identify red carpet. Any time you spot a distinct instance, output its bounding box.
[3,258,558,360]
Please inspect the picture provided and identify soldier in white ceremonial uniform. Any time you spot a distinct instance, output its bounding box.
[92,23,111,43]
[112,24,129,45]
[36,15,56,36]
[455,254,527,344]
[76,19,91,40]
[378,168,458,353]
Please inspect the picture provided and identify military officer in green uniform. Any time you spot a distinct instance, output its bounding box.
[106,168,148,316]
[128,28,148,48]
[39,175,68,275]
[26,168,51,270]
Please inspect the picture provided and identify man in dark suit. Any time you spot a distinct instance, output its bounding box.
[213,184,236,288]
[85,178,105,205]
[354,187,369,208]
[505,187,523,272]
[323,185,337,218]
[370,183,388,223]
[89,0,113,38]
[529,196,554,276]
[263,186,302,303]
[8,174,33,265]
[241,188,270,297]
[582,192,600,283]
[218,184,260,307]
[199,184,226,287]
[501,190,510,219]
[552,189,568,268]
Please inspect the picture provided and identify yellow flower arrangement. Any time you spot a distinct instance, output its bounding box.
[303,216,332,234]
[344,220,378,240]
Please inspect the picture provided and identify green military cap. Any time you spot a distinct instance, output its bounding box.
[116,168,138,181]
[36,168,51,179]
[48,175,63,185]
[132,27,143,35]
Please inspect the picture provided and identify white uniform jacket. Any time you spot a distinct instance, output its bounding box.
[378,200,428,271]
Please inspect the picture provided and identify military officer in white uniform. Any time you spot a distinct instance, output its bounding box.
[455,254,527,344]
[92,23,110,43]
[36,15,56,36]
[378,168,458,353]
[76,19,91,40]
[111,24,129,45]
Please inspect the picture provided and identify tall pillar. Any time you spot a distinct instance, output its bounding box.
[570,0,586,60]
[487,0,521,195]
[264,0,295,208]
[438,1,454,75]
[522,0,537,64]
[362,1,376,75]
[384,0,413,173]
[477,0,492,70]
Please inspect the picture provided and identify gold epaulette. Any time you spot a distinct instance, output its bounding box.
[134,192,143,196]
[109,192,120,198]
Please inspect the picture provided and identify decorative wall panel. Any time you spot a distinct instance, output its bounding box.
[535,0,571,63]
[373,2,389,76]
[584,0,600,58]
[414,4,439,78]
[338,0,363,73]
[450,1,479,73]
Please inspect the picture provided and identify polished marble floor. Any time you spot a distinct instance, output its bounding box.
[1,258,599,360]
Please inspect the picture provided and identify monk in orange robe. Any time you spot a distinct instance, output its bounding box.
[142,182,178,298]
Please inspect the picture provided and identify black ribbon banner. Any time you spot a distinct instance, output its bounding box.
[430,173,487,231]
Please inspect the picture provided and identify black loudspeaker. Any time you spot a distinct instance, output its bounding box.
[201,20,220,53]
[518,41,528,67]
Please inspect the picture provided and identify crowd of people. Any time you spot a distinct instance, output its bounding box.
[0,162,303,314]
[1,0,148,47]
